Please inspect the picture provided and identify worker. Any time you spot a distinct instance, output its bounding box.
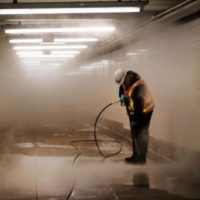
[114,69,154,164]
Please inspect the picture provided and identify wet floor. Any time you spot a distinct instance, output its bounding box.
[0,120,199,200]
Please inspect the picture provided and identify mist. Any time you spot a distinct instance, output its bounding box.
[0,2,200,199]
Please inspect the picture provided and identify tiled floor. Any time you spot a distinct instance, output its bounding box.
[0,120,199,200]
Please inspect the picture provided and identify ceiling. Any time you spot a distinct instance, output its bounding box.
[0,0,186,12]
[144,0,186,13]
[0,0,193,69]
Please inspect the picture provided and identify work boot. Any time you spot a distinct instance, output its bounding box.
[137,158,146,165]
[125,156,146,165]
[138,155,147,164]
[124,156,138,163]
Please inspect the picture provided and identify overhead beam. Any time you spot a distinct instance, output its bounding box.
[0,1,148,21]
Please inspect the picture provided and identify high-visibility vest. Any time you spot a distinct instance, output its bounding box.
[124,79,154,115]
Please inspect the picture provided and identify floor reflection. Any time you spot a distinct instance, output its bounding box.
[0,123,200,199]
[133,172,149,188]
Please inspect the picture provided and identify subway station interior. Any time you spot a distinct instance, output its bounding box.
[0,0,200,199]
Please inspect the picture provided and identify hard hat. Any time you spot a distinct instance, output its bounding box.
[114,68,126,85]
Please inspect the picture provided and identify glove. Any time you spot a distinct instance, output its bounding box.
[131,121,137,128]
[120,95,128,106]
[120,94,125,101]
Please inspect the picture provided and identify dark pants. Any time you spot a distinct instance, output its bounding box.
[129,111,153,162]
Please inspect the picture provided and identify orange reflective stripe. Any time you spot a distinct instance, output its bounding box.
[125,80,144,112]
[125,79,144,97]
[125,79,154,114]
[143,101,154,113]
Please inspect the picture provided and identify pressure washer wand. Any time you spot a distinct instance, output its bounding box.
[94,100,120,158]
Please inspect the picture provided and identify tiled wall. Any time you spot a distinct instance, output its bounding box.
[78,18,200,157]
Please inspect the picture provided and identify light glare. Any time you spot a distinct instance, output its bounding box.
[5,27,116,34]
[54,38,98,42]
[0,7,140,15]
[16,51,43,55]
[13,45,87,50]
[9,39,43,43]
[51,51,80,54]
[21,61,40,64]
[18,54,75,58]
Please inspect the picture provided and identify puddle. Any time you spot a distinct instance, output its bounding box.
[36,143,70,149]
[13,143,72,149]
[14,143,35,148]
[51,133,65,137]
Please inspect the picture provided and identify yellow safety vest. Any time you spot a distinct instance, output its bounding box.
[125,79,154,115]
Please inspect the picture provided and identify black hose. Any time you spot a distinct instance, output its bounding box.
[66,100,121,200]
[0,125,13,134]
[93,100,121,158]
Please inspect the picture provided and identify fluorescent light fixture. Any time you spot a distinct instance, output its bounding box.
[126,52,140,56]
[5,27,115,34]
[13,45,87,50]
[54,38,98,42]
[16,51,43,55]
[18,54,75,58]
[46,63,63,66]
[51,51,80,54]
[9,38,98,44]
[42,42,65,45]
[0,7,140,15]
[21,61,40,64]
[126,51,147,56]
[9,39,65,45]
[9,39,43,43]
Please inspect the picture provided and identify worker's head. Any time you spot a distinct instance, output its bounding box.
[114,68,127,85]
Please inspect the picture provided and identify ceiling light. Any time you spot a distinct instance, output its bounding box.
[20,57,71,61]
[16,51,43,55]
[126,52,140,56]
[13,45,87,50]
[46,63,63,66]
[21,61,40,64]
[42,42,65,45]
[18,55,75,58]
[9,39,43,43]
[54,38,98,42]
[9,39,64,44]
[51,51,80,54]
[5,27,115,34]
[9,38,98,44]
[0,7,140,15]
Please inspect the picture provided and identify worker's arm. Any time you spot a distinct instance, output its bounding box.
[119,85,124,97]
[119,85,128,106]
